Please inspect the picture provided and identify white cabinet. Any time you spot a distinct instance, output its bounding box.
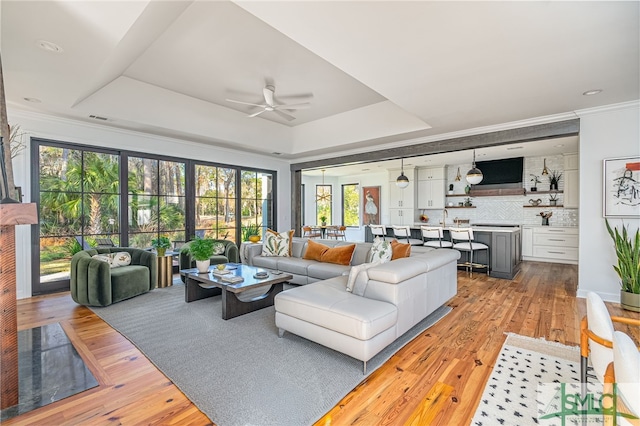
[417,167,445,209]
[523,226,578,264]
[563,153,579,209]
[388,168,416,209]
[522,226,533,257]
[389,208,415,225]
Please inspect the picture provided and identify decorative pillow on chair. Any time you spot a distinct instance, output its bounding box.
[390,240,411,260]
[262,229,294,257]
[92,254,113,266]
[212,242,226,255]
[368,237,392,263]
[111,252,132,267]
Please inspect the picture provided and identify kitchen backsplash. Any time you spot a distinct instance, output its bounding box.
[422,154,578,227]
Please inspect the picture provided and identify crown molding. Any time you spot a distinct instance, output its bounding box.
[574,100,639,117]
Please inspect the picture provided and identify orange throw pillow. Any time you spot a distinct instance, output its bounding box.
[391,240,411,260]
[321,244,356,266]
[303,239,328,261]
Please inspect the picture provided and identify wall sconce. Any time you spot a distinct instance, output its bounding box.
[455,167,461,181]
[541,158,549,175]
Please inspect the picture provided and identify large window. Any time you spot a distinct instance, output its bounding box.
[32,139,276,295]
[195,165,236,240]
[342,183,359,226]
[128,157,186,248]
[37,145,120,293]
[316,184,331,224]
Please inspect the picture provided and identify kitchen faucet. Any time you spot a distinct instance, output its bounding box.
[441,208,448,225]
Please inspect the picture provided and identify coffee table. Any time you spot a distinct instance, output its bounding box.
[180,263,293,320]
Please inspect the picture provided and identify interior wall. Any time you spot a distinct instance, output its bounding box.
[576,101,640,302]
[9,110,292,299]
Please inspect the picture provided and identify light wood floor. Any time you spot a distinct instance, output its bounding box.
[6,261,640,426]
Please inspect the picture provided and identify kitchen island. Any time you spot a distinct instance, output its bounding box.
[365,224,521,279]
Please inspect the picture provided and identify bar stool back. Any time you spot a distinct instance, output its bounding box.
[420,226,453,248]
[392,225,425,246]
[450,228,489,277]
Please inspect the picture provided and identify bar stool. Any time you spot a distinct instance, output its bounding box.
[420,226,453,248]
[450,228,489,278]
[392,225,424,246]
[370,225,387,241]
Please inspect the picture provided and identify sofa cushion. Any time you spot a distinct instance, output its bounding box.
[368,237,392,263]
[262,229,293,256]
[251,256,281,270]
[391,240,411,260]
[275,278,398,341]
[302,239,327,261]
[110,265,151,303]
[276,257,317,276]
[348,242,373,266]
[307,262,351,281]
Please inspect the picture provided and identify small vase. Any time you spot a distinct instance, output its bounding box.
[157,248,166,257]
[550,182,558,190]
[464,185,471,194]
[531,187,537,192]
[196,260,210,273]
[248,235,260,243]
[550,200,557,206]
[542,218,549,226]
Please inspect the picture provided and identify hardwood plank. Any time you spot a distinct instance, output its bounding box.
[5,261,638,426]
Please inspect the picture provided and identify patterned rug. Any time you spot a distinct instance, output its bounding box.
[470,333,598,426]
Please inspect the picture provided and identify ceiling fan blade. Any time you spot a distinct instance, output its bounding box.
[226,99,266,108]
[263,86,275,106]
[248,110,266,118]
[276,102,311,110]
[274,109,296,121]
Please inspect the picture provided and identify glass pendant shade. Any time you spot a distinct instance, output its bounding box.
[465,150,483,185]
[396,158,410,188]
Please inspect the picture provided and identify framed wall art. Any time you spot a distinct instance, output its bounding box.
[363,186,380,225]
[603,156,640,217]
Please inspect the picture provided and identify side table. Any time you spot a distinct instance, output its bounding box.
[157,255,173,288]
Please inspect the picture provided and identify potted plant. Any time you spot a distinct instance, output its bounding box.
[151,236,171,257]
[242,224,261,243]
[319,215,328,226]
[181,237,215,273]
[530,174,541,192]
[605,219,640,312]
[549,170,562,191]
[549,192,558,206]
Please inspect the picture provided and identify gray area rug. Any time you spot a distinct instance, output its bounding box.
[90,284,451,426]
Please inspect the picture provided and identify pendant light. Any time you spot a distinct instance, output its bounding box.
[396,158,410,188]
[466,150,483,185]
[316,169,332,202]
[541,158,549,175]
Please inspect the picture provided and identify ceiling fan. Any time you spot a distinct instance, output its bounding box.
[225,85,311,121]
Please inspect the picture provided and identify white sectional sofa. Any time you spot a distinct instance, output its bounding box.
[243,237,460,372]
[274,248,460,373]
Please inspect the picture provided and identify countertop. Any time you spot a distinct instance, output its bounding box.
[409,224,521,233]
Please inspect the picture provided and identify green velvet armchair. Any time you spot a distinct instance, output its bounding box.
[70,247,157,307]
[179,239,239,282]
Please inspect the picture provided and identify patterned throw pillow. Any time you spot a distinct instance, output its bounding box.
[111,251,132,268]
[262,229,293,257]
[368,237,392,263]
[212,242,226,255]
[92,254,113,266]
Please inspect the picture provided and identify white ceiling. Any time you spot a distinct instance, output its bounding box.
[2,1,638,160]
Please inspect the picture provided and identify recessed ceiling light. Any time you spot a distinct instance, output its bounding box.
[555,144,565,148]
[37,40,63,53]
[583,89,602,96]
[23,97,41,103]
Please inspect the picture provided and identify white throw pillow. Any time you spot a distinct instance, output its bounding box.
[261,230,292,257]
[92,254,113,266]
[368,237,392,263]
[346,261,380,294]
[346,263,369,292]
[212,242,226,255]
[352,261,380,296]
[111,251,132,268]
